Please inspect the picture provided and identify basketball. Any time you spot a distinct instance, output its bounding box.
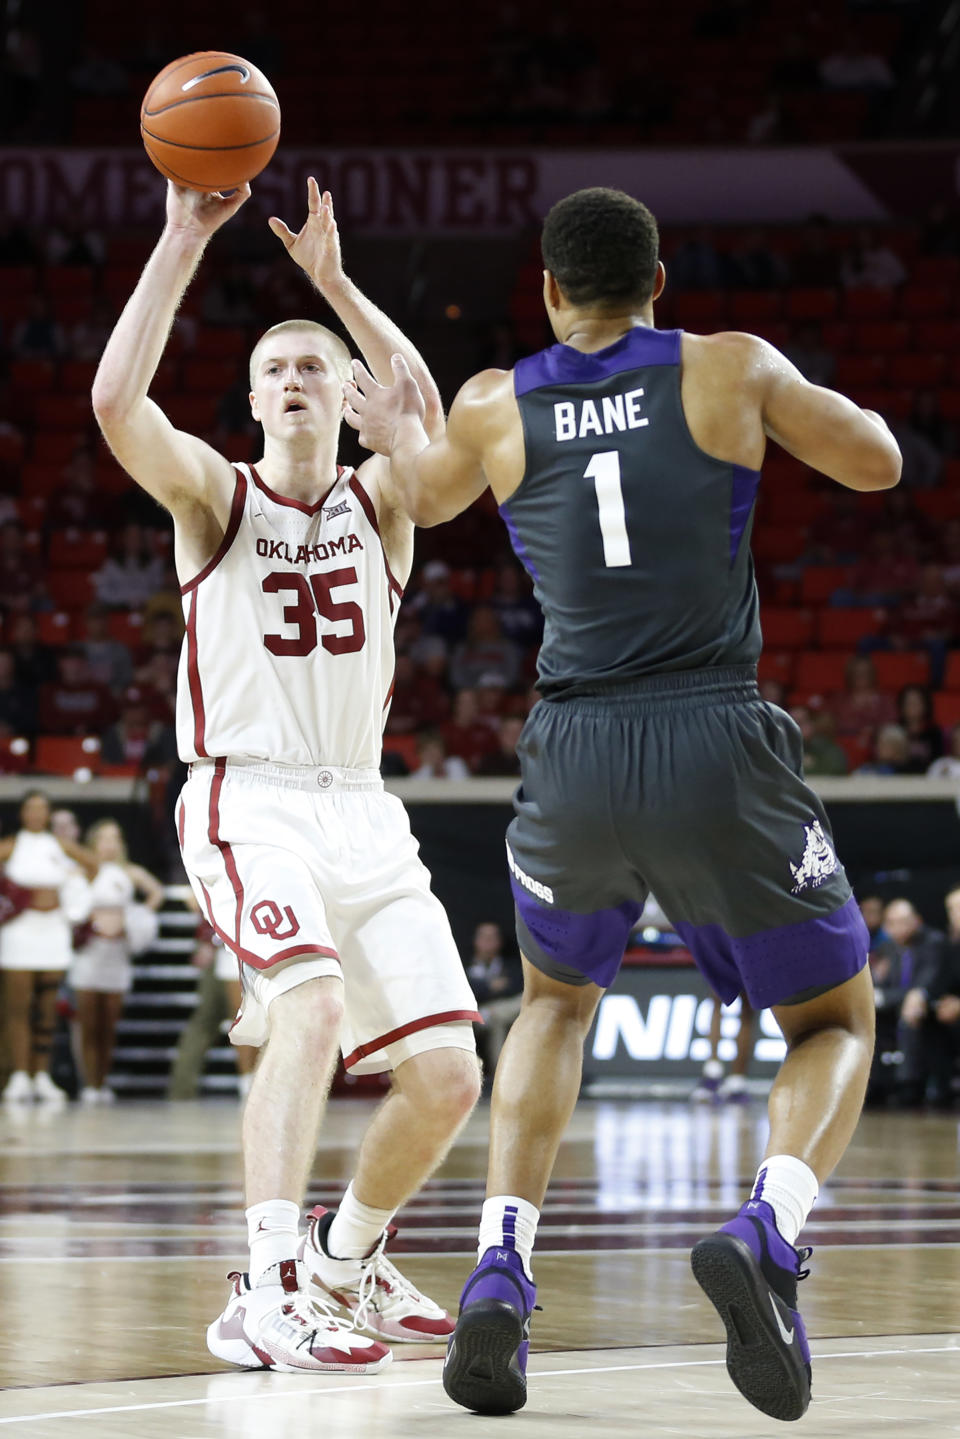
[140,51,280,193]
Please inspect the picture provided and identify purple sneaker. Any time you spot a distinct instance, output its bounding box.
[690,1199,812,1422]
[442,1247,537,1414]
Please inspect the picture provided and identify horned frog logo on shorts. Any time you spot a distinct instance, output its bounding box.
[789,820,839,894]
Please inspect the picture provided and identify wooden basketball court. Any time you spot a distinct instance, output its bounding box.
[1,1097,958,1435]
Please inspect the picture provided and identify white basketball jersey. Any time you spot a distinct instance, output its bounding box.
[176,463,402,768]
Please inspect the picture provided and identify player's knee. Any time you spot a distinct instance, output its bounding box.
[396,1046,481,1127]
[776,966,876,1051]
[270,975,344,1039]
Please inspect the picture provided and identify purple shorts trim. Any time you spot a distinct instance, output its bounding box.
[674,894,869,1010]
[512,878,643,990]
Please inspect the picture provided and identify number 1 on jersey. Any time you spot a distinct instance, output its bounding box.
[585,451,632,568]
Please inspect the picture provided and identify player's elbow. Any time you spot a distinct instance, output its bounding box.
[852,441,902,492]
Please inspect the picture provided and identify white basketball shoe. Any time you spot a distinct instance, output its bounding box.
[299,1205,455,1343]
[32,1072,65,1106]
[2,1071,32,1103]
[206,1258,392,1373]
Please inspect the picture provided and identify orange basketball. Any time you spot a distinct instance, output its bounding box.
[140,51,280,193]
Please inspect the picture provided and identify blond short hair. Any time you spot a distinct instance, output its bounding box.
[248,320,352,390]
[86,817,128,862]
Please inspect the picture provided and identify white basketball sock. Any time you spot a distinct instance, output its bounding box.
[246,1199,301,1284]
[325,1181,395,1260]
[750,1155,819,1246]
[478,1195,540,1280]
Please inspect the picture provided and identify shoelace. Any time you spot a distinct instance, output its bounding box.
[280,1286,350,1342]
[352,1232,426,1332]
[796,1245,813,1282]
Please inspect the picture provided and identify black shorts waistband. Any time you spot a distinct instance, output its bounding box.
[540,664,760,713]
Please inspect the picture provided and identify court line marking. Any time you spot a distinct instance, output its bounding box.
[0,1344,955,1425]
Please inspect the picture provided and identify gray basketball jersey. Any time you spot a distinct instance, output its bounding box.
[502,327,762,693]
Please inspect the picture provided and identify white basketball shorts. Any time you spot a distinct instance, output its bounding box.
[177,758,480,1074]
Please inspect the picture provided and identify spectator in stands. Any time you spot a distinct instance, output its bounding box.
[669,228,729,290]
[450,606,522,691]
[411,731,470,780]
[92,524,165,610]
[442,688,499,773]
[167,906,258,1101]
[893,894,957,1107]
[8,614,55,689]
[859,895,890,947]
[465,921,523,1079]
[0,523,45,614]
[856,722,912,775]
[789,702,848,776]
[783,321,836,388]
[77,604,133,695]
[476,715,525,777]
[475,671,511,729]
[409,559,469,645]
[908,390,955,457]
[839,528,917,605]
[69,298,116,362]
[896,684,944,772]
[130,653,178,724]
[38,648,116,737]
[832,655,896,739]
[11,297,65,360]
[841,227,906,289]
[820,32,895,91]
[46,445,104,531]
[383,654,444,736]
[791,216,841,287]
[0,648,35,739]
[99,685,176,771]
[729,228,789,289]
[928,724,960,781]
[489,561,542,650]
[864,902,908,1106]
[876,563,957,686]
[134,611,182,672]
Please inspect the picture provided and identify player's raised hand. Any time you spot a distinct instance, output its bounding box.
[268,177,344,290]
[344,355,427,455]
[165,181,251,240]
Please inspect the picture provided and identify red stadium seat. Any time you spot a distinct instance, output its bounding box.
[382,735,419,770]
[46,570,95,611]
[760,491,827,526]
[915,321,960,352]
[934,692,960,730]
[760,608,815,649]
[33,735,101,777]
[35,612,75,647]
[44,267,94,298]
[47,529,109,569]
[941,652,960,692]
[31,432,84,464]
[835,354,887,388]
[843,289,896,320]
[60,361,99,394]
[757,650,795,689]
[107,611,144,646]
[728,291,782,323]
[800,566,851,604]
[784,289,838,321]
[816,608,884,648]
[182,358,243,393]
[899,286,954,320]
[871,651,930,689]
[854,321,911,354]
[885,353,947,388]
[751,526,808,563]
[794,651,852,696]
[913,490,960,523]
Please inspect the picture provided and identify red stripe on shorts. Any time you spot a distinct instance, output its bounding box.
[197,877,340,972]
[342,1009,482,1071]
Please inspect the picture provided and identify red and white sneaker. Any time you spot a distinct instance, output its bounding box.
[206,1258,392,1373]
[299,1206,455,1343]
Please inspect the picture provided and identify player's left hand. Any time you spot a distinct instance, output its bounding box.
[268,177,344,289]
[344,355,427,455]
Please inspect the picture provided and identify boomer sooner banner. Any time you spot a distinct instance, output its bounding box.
[0,144,952,231]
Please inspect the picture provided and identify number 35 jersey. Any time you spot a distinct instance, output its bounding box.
[176,462,403,768]
[504,326,762,695]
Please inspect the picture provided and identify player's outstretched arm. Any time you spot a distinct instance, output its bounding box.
[92,182,249,517]
[345,356,494,526]
[270,179,444,439]
[754,337,902,491]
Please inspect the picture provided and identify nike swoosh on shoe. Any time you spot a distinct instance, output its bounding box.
[769,1295,795,1345]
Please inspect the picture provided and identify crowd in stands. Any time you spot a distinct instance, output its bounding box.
[2,189,960,795]
[0,0,945,147]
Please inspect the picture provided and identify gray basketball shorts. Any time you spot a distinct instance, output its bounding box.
[506,665,868,1010]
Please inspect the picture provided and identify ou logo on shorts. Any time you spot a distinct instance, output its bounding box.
[250,900,301,942]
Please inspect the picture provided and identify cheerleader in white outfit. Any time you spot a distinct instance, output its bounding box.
[0,792,96,1104]
[70,818,164,1104]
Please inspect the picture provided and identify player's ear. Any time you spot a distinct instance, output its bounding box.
[249,389,259,421]
[652,260,667,303]
[542,269,561,313]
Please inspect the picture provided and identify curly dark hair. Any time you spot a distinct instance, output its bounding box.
[541,188,660,309]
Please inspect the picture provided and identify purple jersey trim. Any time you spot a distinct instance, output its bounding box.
[499,500,541,582]
[512,878,643,990]
[730,463,761,567]
[514,327,682,397]
[674,894,868,1010]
